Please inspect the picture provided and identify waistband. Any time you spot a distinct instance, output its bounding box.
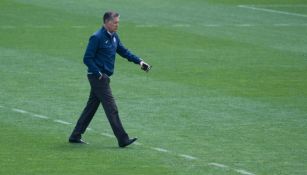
[87,71,111,77]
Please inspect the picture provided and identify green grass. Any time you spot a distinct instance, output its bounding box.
[1,0,307,174]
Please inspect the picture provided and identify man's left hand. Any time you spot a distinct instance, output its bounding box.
[140,61,152,72]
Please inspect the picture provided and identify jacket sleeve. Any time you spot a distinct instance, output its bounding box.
[116,36,142,64]
[83,35,101,77]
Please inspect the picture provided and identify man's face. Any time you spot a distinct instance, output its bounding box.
[105,17,119,33]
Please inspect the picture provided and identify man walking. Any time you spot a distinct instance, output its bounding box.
[69,11,151,148]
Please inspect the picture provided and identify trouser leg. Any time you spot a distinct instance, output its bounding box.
[89,74,129,142]
[70,88,100,140]
[100,85,129,142]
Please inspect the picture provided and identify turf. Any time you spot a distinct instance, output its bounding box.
[0,0,307,174]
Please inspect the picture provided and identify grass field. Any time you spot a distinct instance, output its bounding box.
[1,0,307,174]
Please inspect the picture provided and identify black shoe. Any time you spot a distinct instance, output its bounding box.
[118,138,138,148]
[69,139,88,144]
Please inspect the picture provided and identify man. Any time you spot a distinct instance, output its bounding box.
[69,11,151,148]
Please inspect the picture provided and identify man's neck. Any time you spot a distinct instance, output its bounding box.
[107,30,113,36]
[103,25,114,36]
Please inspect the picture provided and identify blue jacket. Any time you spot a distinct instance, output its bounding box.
[83,27,142,77]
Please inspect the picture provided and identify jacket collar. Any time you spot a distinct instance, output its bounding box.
[102,27,115,38]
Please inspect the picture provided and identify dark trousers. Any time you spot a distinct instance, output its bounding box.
[70,74,129,143]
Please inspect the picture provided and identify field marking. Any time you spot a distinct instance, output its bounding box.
[235,169,256,175]
[12,108,29,114]
[86,127,93,131]
[238,5,307,18]
[172,24,191,27]
[208,162,228,168]
[0,105,4,108]
[53,119,72,125]
[151,147,169,153]
[235,24,254,27]
[208,163,255,175]
[32,114,49,119]
[100,132,115,138]
[1,24,307,31]
[202,24,221,27]
[133,141,142,145]
[243,4,307,7]
[32,25,52,29]
[274,23,291,26]
[179,154,198,160]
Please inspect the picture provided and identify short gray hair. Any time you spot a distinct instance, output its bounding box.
[103,11,120,23]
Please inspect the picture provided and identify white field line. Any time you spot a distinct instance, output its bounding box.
[235,169,256,175]
[1,24,307,30]
[208,163,255,175]
[274,23,291,26]
[236,24,254,27]
[151,147,169,153]
[12,108,28,114]
[172,24,191,27]
[245,4,307,8]
[86,127,93,131]
[53,119,72,125]
[32,114,49,119]
[179,154,198,160]
[202,24,221,27]
[11,108,49,120]
[100,132,115,138]
[208,162,228,168]
[32,25,52,28]
[238,5,307,18]
[133,141,142,145]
